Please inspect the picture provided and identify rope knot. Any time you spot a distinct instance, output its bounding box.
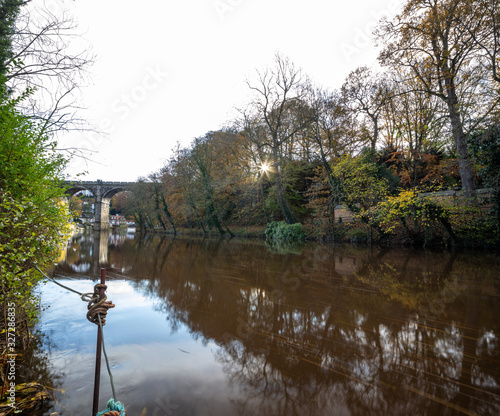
[87,283,115,326]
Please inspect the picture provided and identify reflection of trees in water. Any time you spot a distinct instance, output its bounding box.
[110,237,500,415]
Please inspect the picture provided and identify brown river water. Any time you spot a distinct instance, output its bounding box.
[33,230,500,415]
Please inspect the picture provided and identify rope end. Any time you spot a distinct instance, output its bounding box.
[96,398,127,416]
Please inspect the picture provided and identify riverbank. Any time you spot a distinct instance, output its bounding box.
[131,219,499,249]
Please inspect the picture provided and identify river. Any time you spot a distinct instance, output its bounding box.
[33,230,500,415]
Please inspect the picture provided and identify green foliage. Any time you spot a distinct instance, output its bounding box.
[372,190,454,245]
[469,125,500,241]
[0,0,22,81]
[265,184,308,220]
[369,188,498,246]
[265,221,305,242]
[0,94,70,326]
[469,125,500,190]
[332,153,390,214]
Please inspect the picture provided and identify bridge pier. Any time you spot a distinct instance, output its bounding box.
[93,230,109,275]
[94,197,111,231]
[63,180,134,230]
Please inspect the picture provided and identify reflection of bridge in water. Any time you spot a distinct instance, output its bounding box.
[56,230,133,278]
[63,180,136,231]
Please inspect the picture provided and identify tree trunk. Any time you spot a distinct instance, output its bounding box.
[319,142,336,238]
[446,84,477,199]
[196,159,233,236]
[273,149,298,224]
[190,200,206,233]
[154,188,167,231]
[260,180,270,224]
[161,193,177,235]
[371,114,378,150]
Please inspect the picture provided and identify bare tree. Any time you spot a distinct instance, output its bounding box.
[246,54,311,224]
[341,66,391,151]
[465,0,500,84]
[7,0,93,136]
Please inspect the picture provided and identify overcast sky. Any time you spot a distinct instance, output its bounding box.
[51,0,404,181]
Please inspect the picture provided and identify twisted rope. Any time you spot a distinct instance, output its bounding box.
[35,265,93,301]
[87,284,115,326]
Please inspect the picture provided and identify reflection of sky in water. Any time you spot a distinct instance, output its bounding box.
[37,279,237,416]
[70,263,91,273]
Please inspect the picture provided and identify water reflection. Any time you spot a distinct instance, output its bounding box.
[42,233,500,415]
[55,230,134,276]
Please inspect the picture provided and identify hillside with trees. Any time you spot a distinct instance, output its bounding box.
[125,0,499,247]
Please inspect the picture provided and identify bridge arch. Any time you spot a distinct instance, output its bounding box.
[64,184,94,197]
[102,186,127,200]
[63,180,136,230]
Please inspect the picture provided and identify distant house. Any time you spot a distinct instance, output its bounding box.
[109,215,127,226]
[80,213,95,224]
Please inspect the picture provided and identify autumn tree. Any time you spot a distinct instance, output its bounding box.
[247,54,312,224]
[110,191,131,216]
[379,69,448,187]
[191,134,234,236]
[333,151,391,216]
[68,194,83,221]
[146,172,177,234]
[126,179,157,232]
[307,87,358,166]
[304,87,356,234]
[167,146,208,232]
[377,0,500,197]
[341,66,391,150]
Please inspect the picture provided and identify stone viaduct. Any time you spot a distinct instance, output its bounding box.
[63,180,136,231]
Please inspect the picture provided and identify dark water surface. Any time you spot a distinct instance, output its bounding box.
[36,231,500,415]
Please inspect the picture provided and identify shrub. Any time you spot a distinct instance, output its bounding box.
[0,94,70,328]
[265,221,305,242]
